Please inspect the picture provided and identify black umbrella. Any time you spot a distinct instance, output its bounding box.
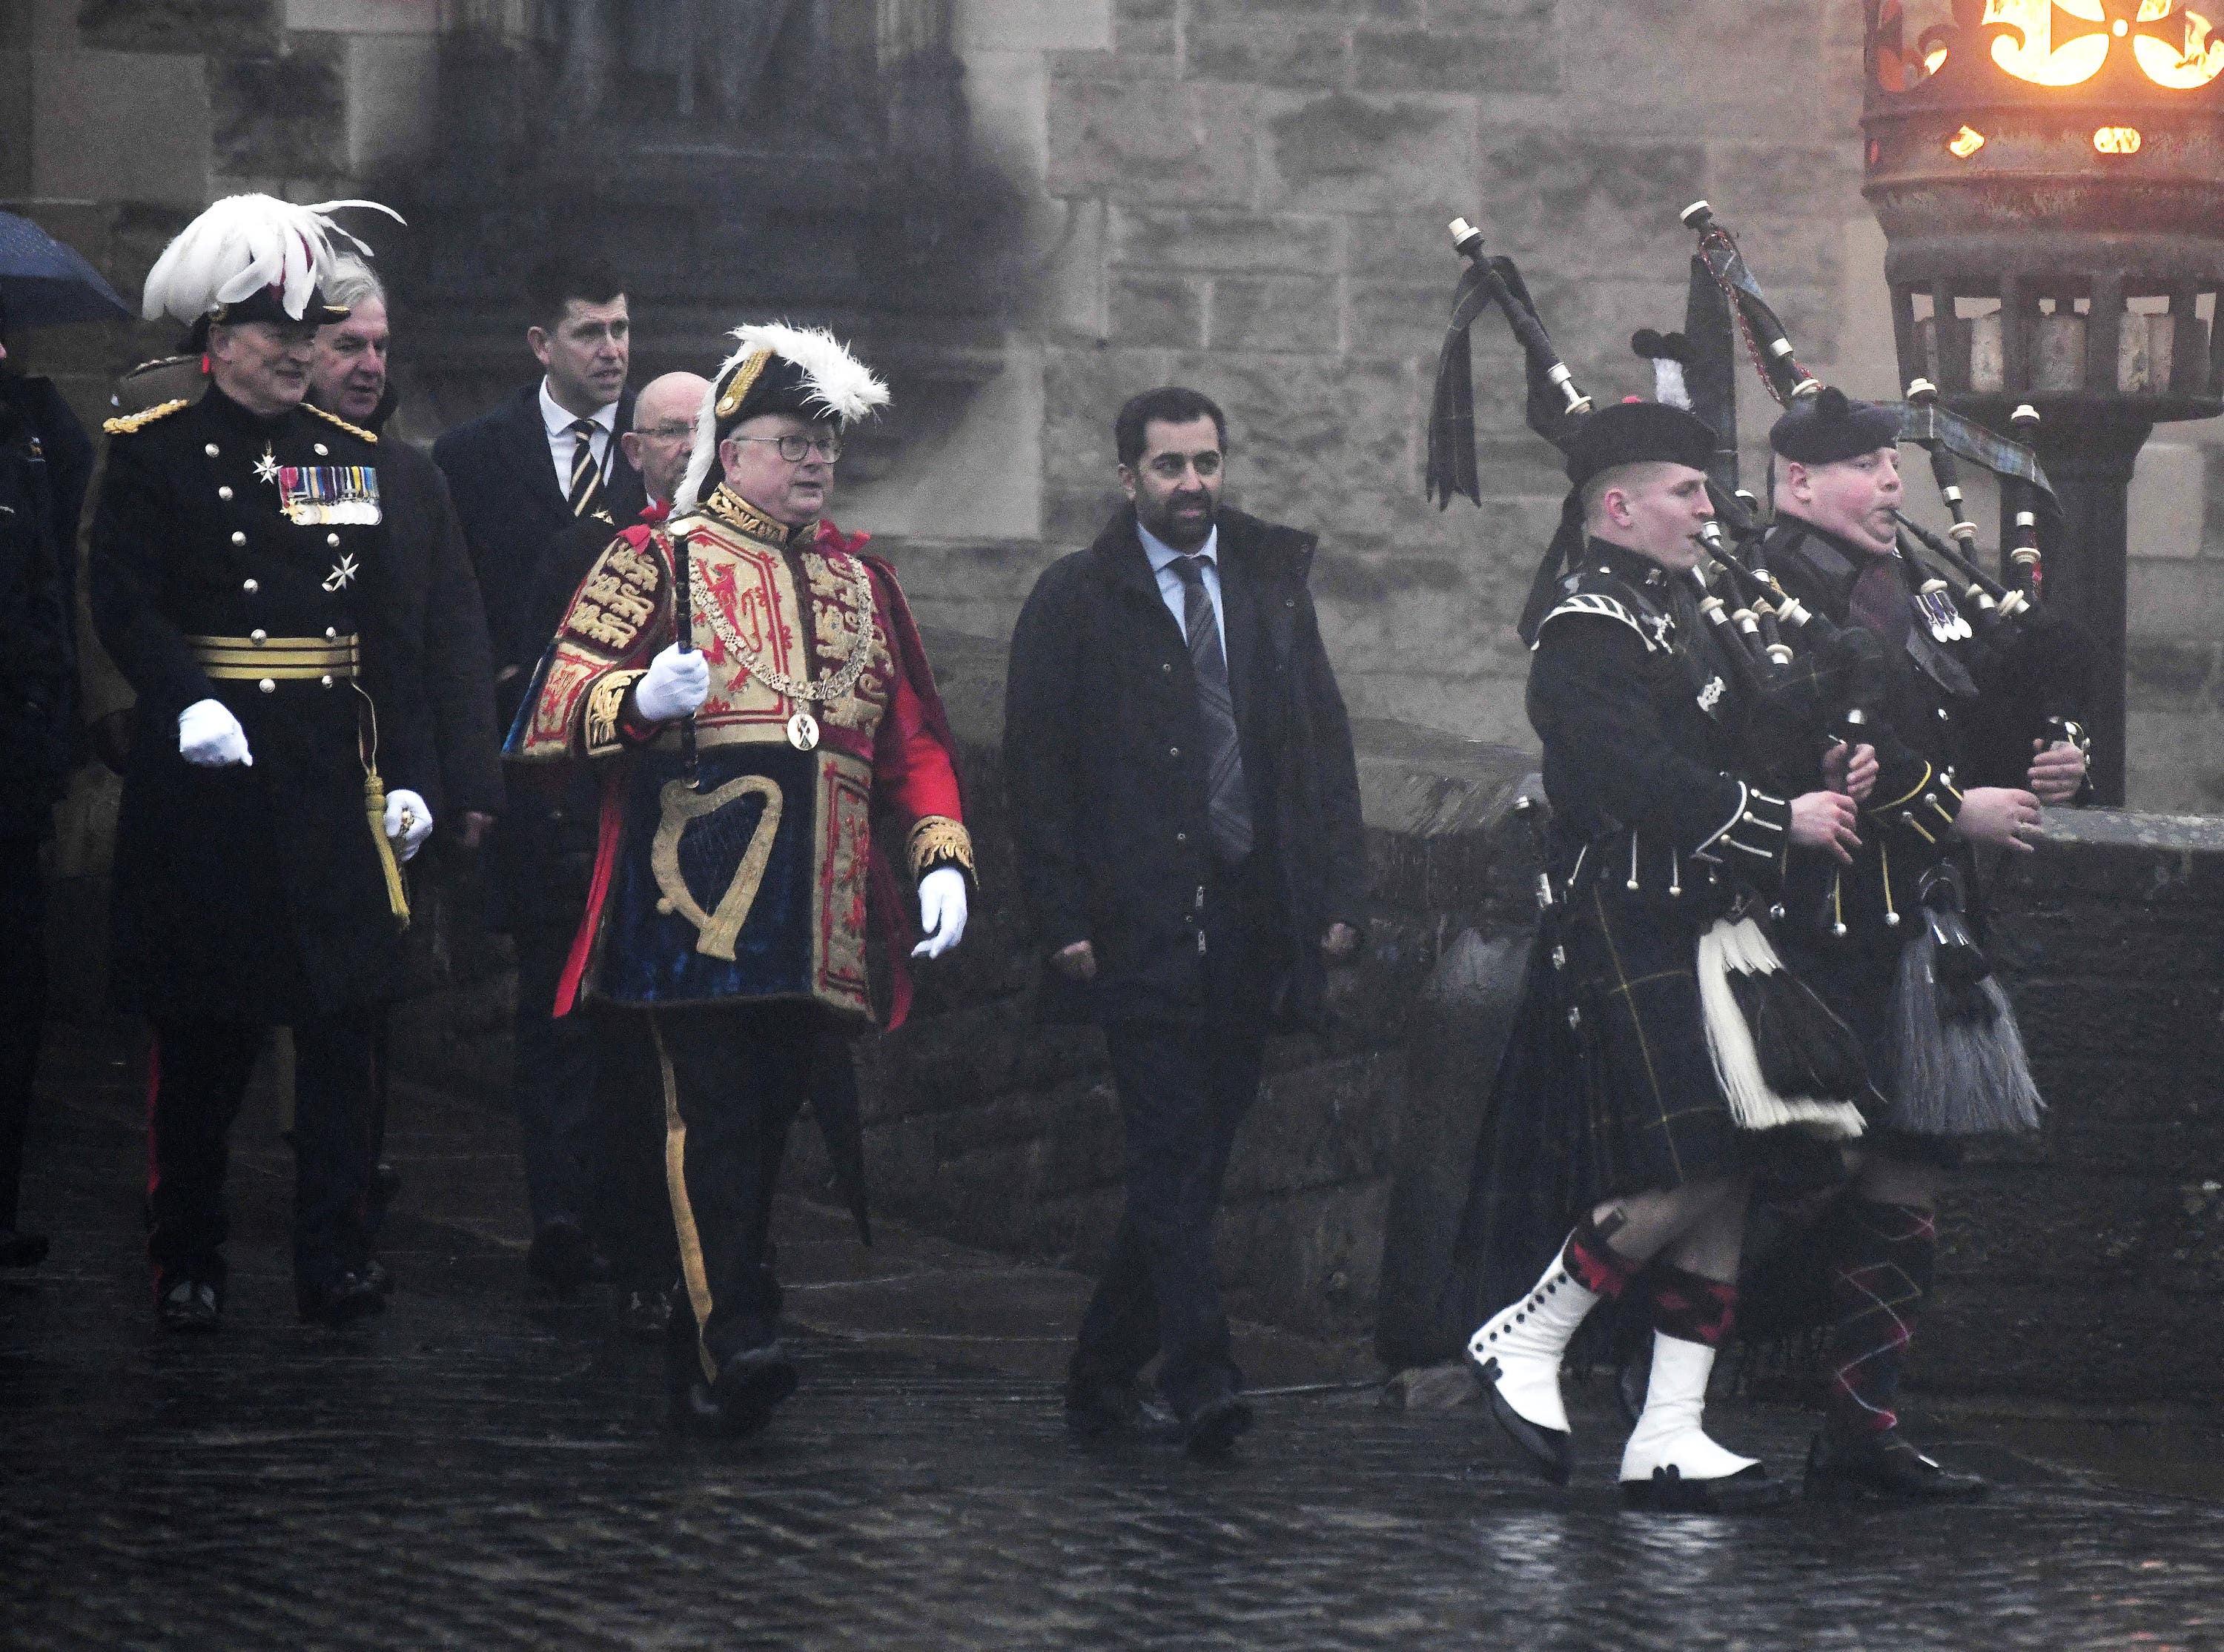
[0,210,131,332]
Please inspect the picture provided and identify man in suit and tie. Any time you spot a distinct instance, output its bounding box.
[433,256,647,1291]
[1003,385,1369,1457]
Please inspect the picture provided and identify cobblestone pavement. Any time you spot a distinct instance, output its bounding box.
[4,1024,2222,1652]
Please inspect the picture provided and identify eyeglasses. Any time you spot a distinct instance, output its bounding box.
[732,434,843,463]
[638,422,697,442]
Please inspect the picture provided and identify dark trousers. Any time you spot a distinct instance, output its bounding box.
[512,923,603,1234]
[1071,852,1279,1419]
[588,1012,683,1294]
[148,1014,375,1298]
[651,1003,814,1378]
[0,835,47,1233]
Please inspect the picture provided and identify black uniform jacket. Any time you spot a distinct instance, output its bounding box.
[1761,514,2023,955]
[1003,505,1367,1030]
[431,383,643,683]
[358,394,504,820]
[0,371,90,835]
[90,384,434,1021]
[1527,538,1795,919]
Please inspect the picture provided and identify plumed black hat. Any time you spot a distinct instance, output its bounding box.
[1769,387,1901,464]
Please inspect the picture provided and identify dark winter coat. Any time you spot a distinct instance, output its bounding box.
[1002,505,1367,1030]
[431,383,644,682]
[0,371,90,835]
[90,385,434,1021]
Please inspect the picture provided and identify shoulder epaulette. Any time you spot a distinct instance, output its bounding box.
[103,399,191,436]
[1534,591,1655,651]
[303,403,377,443]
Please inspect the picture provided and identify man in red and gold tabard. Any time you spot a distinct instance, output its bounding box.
[507,323,971,1435]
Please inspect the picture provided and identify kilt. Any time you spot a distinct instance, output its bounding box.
[1560,880,1847,1199]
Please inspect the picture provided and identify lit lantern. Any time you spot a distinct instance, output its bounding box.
[1864,0,2224,803]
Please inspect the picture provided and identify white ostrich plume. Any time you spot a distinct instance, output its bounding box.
[674,322,890,514]
[142,195,405,325]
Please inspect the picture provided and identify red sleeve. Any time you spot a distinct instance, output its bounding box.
[873,652,962,825]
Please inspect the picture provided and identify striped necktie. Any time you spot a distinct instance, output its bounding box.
[1171,554,1254,861]
[566,417,603,517]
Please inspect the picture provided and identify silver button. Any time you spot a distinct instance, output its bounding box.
[314,442,329,457]
[242,579,259,594]
[231,531,248,546]
[1924,792,1939,807]
[217,485,234,501]
[1168,746,1180,758]
[250,629,267,645]
[320,674,334,689]
[204,443,219,457]
[326,533,340,548]
[1175,831,1188,845]
[257,678,276,694]
[325,627,337,641]
[1161,663,1173,675]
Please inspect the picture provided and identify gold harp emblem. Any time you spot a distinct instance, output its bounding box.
[650,775,784,961]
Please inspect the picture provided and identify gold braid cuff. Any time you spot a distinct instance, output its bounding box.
[585,670,646,757]
[907,816,974,880]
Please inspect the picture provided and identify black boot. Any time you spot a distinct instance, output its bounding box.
[1804,1429,1988,1502]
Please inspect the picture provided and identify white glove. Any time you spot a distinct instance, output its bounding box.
[910,865,968,959]
[635,643,710,723]
[178,698,252,767]
[383,788,434,863]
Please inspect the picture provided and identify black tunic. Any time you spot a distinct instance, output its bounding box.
[90,385,432,1021]
[1523,538,1808,1196]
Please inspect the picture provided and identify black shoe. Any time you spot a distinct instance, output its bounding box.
[1803,1429,1989,1502]
[1064,1378,1180,1442]
[299,1271,388,1326]
[0,1228,49,1268]
[712,1343,800,1435]
[156,1277,221,1334]
[1471,1353,1575,1487]
[622,1282,676,1343]
[363,1258,394,1297]
[526,1218,592,1293]
[371,1162,404,1209]
[1182,1393,1255,1460]
[1621,1462,1791,1513]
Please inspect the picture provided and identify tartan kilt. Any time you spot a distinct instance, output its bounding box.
[1558,881,1845,1198]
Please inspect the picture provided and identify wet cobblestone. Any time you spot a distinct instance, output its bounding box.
[4,1028,2222,1651]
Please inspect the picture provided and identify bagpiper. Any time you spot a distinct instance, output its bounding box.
[89,194,434,1330]
[508,322,972,1436]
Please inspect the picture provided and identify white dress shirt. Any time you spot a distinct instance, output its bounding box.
[1138,520,1226,655]
[537,379,619,499]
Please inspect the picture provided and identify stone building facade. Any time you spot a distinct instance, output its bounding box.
[7,0,2223,806]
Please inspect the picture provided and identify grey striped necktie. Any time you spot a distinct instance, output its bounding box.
[1171,553,1254,860]
[566,417,603,517]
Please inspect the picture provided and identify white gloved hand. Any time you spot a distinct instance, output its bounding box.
[910,865,969,960]
[635,644,711,723]
[383,788,434,862]
[178,698,252,767]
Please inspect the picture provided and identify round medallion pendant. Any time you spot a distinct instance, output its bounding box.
[786,711,821,752]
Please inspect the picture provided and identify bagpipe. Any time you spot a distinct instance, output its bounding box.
[1427,215,1874,1141]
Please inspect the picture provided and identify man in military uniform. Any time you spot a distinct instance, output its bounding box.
[90,195,434,1331]
[1464,399,1870,1512]
[1760,389,2084,1499]
[509,323,970,1434]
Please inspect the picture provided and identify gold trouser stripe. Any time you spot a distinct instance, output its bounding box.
[652,1011,718,1383]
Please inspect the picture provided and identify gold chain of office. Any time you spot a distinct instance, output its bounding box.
[674,534,878,706]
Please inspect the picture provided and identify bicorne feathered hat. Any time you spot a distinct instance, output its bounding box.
[675,322,892,513]
[142,194,403,329]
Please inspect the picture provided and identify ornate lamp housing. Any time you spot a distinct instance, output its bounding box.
[1865,0,2224,417]
[1863,0,2224,803]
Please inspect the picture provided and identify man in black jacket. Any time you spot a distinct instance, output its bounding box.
[1004,385,1367,1456]
[432,256,643,1290]
[0,319,92,1269]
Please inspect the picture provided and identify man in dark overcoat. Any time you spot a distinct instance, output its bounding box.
[0,316,91,1270]
[90,195,435,1330]
[432,256,644,1291]
[1002,385,1368,1457]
